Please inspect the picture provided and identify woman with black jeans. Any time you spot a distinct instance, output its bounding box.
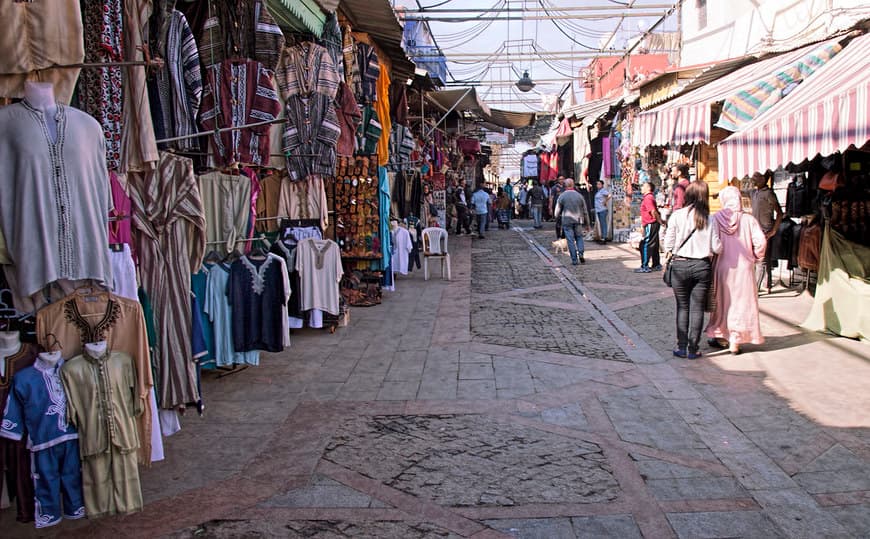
[663,181,721,359]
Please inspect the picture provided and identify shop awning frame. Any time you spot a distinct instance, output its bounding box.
[718,32,870,181]
[426,88,537,131]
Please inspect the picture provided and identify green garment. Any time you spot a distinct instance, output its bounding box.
[802,225,870,342]
[61,350,143,458]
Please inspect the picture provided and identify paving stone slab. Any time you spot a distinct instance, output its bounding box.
[167,519,464,538]
[323,414,619,507]
[666,510,785,539]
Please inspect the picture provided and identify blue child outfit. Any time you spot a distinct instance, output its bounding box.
[1,356,85,528]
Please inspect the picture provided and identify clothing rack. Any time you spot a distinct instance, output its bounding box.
[204,234,270,246]
[154,117,286,145]
[52,59,165,69]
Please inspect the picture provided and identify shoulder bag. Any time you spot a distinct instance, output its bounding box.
[663,227,695,287]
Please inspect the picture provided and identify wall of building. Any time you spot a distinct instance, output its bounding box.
[680,0,868,66]
[584,54,672,101]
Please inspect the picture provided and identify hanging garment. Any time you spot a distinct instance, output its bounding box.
[35,290,154,465]
[388,124,415,170]
[154,9,203,152]
[199,59,281,167]
[390,84,409,127]
[190,267,216,368]
[227,255,288,353]
[282,93,341,181]
[119,0,159,173]
[320,13,344,77]
[375,66,392,167]
[0,102,113,300]
[197,0,284,71]
[254,170,284,233]
[198,171,253,253]
[129,152,205,410]
[356,105,382,156]
[342,23,357,86]
[354,43,380,104]
[270,241,304,323]
[277,175,330,232]
[522,154,539,178]
[275,41,340,99]
[0,0,84,104]
[392,227,413,275]
[335,82,361,157]
[203,263,260,367]
[109,245,138,301]
[78,0,124,171]
[109,172,134,252]
[61,349,143,517]
[295,238,343,315]
[1,357,86,528]
[0,343,37,523]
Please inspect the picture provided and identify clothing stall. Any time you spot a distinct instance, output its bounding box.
[0,0,413,528]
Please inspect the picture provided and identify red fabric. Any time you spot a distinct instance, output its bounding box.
[335,82,361,156]
[540,152,559,182]
[641,192,659,225]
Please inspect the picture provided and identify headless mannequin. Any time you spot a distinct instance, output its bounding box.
[37,350,62,368]
[23,81,58,144]
[0,331,22,377]
[85,340,108,357]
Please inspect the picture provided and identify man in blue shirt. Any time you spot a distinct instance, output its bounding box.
[594,179,612,244]
[470,184,491,239]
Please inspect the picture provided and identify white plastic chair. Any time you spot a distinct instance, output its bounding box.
[422,227,451,281]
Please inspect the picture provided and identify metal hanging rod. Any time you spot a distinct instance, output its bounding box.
[400,4,673,13]
[400,12,668,22]
[154,117,285,145]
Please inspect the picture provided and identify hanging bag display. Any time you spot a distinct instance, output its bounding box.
[663,228,696,287]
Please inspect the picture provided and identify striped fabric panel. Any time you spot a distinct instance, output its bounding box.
[719,34,870,181]
[717,43,842,132]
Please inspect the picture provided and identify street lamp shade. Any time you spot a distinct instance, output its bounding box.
[515,70,535,92]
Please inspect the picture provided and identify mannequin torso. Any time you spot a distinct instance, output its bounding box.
[23,82,58,143]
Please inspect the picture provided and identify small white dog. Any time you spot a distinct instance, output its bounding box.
[552,238,569,255]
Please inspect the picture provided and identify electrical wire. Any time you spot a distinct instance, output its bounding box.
[536,0,601,51]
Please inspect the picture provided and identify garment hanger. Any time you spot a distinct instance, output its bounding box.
[203,249,223,265]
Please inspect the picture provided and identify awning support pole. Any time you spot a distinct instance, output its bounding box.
[426,88,472,139]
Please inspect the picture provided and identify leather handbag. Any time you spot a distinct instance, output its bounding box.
[663,228,695,287]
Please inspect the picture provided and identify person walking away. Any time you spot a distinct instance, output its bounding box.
[518,182,528,219]
[594,179,612,244]
[495,188,511,229]
[664,181,720,359]
[453,179,471,235]
[635,182,662,273]
[445,178,457,231]
[706,186,767,354]
[554,179,590,265]
[529,181,545,228]
[504,178,515,225]
[551,177,566,238]
[749,172,784,293]
[471,184,491,239]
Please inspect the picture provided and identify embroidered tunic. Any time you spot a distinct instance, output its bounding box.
[203,263,260,366]
[228,256,287,353]
[0,343,37,523]
[275,42,340,99]
[1,358,77,452]
[35,291,154,464]
[129,152,206,410]
[295,238,343,315]
[198,171,253,253]
[277,175,330,232]
[0,102,112,299]
[199,59,281,167]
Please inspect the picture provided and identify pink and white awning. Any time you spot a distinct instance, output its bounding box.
[718,33,870,181]
[633,37,844,148]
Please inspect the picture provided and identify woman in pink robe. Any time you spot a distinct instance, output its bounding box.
[706,186,767,354]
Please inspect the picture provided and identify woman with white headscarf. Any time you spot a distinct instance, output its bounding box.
[705,186,768,354]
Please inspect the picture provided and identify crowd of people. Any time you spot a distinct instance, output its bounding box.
[432,163,780,358]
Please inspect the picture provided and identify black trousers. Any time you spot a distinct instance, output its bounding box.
[671,258,712,354]
[640,222,661,268]
[454,206,471,234]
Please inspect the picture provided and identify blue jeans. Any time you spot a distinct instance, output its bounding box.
[562,223,585,263]
[671,258,711,353]
[597,210,608,240]
[475,213,488,236]
[531,205,542,227]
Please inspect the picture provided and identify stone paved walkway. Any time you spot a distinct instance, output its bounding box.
[4,219,869,538]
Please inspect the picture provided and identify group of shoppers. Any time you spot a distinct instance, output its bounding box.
[662,176,771,358]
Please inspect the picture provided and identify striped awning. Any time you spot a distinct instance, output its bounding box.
[633,37,844,148]
[716,43,842,132]
[718,33,870,182]
[267,0,326,37]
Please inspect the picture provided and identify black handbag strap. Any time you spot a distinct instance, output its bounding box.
[673,227,696,257]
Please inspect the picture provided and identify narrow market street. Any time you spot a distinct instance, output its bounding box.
[10,219,868,539]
